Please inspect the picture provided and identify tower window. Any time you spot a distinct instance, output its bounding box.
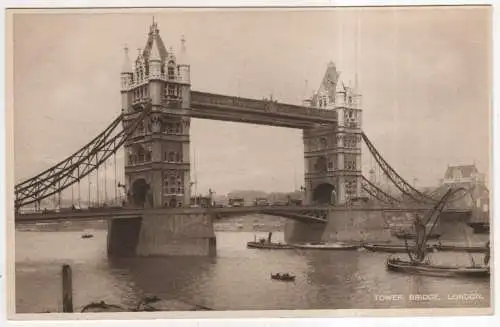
[319,138,327,149]
[168,84,175,96]
[168,66,175,80]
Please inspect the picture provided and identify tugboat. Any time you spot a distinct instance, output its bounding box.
[270,272,296,282]
[247,232,295,249]
[386,188,490,279]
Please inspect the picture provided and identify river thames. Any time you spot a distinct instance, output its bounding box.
[15,223,490,313]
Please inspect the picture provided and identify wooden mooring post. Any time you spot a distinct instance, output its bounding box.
[62,264,73,312]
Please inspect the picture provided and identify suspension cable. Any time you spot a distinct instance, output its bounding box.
[15,102,152,208]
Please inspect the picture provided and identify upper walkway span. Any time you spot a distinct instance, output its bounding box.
[189,91,338,129]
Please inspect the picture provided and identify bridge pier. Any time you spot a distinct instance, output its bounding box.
[284,220,326,244]
[321,209,392,243]
[283,208,395,244]
[107,212,217,257]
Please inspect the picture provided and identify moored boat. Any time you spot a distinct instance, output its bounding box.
[247,232,294,249]
[247,241,295,249]
[386,258,490,278]
[394,232,440,240]
[293,242,360,250]
[435,244,488,253]
[270,273,296,282]
[385,188,491,279]
[363,243,433,253]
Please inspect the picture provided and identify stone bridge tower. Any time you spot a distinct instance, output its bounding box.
[120,21,191,208]
[303,62,362,205]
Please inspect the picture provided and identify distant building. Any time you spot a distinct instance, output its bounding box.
[441,164,486,185]
[439,164,489,216]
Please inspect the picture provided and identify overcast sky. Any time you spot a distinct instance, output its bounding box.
[13,7,491,196]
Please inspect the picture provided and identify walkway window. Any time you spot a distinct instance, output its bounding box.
[168,152,175,162]
[175,153,181,162]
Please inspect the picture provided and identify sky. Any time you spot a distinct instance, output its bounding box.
[12,7,492,197]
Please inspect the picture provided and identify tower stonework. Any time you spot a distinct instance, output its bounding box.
[120,22,192,208]
[303,62,362,205]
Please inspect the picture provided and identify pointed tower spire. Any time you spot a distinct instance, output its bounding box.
[121,45,132,73]
[149,35,161,62]
[178,35,188,65]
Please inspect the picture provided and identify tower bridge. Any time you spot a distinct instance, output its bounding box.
[14,21,485,257]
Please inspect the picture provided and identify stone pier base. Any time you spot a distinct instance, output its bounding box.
[321,209,392,243]
[107,213,216,257]
[284,220,325,244]
[283,209,394,244]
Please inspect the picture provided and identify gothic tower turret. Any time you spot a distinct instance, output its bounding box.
[121,20,192,208]
[120,46,133,112]
[302,62,363,205]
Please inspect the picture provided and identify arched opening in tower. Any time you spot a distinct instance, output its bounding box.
[313,183,336,205]
[132,179,150,207]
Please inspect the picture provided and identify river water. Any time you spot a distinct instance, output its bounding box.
[15,224,491,313]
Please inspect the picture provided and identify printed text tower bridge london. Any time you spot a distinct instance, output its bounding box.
[14,21,483,256]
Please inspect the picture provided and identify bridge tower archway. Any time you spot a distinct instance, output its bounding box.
[131,178,150,207]
[312,183,336,205]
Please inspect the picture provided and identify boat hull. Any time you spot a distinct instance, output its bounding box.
[395,233,440,240]
[363,243,433,253]
[436,245,488,253]
[247,242,295,249]
[387,259,490,278]
[270,274,296,282]
[293,243,360,250]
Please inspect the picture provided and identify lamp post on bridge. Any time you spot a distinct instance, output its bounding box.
[117,182,127,206]
[300,185,306,206]
[88,181,92,209]
[208,188,215,207]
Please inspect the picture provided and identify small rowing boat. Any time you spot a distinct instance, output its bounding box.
[270,273,296,282]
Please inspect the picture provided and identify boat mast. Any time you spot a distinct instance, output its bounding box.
[405,188,463,263]
[193,147,198,203]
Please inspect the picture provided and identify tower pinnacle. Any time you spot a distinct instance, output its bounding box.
[149,35,162,61]
[121,45,132,73]
[178,35,188,65]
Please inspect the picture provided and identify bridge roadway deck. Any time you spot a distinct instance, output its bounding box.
[15,205,470,224]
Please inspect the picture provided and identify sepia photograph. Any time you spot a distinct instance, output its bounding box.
[6,4,493,318]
